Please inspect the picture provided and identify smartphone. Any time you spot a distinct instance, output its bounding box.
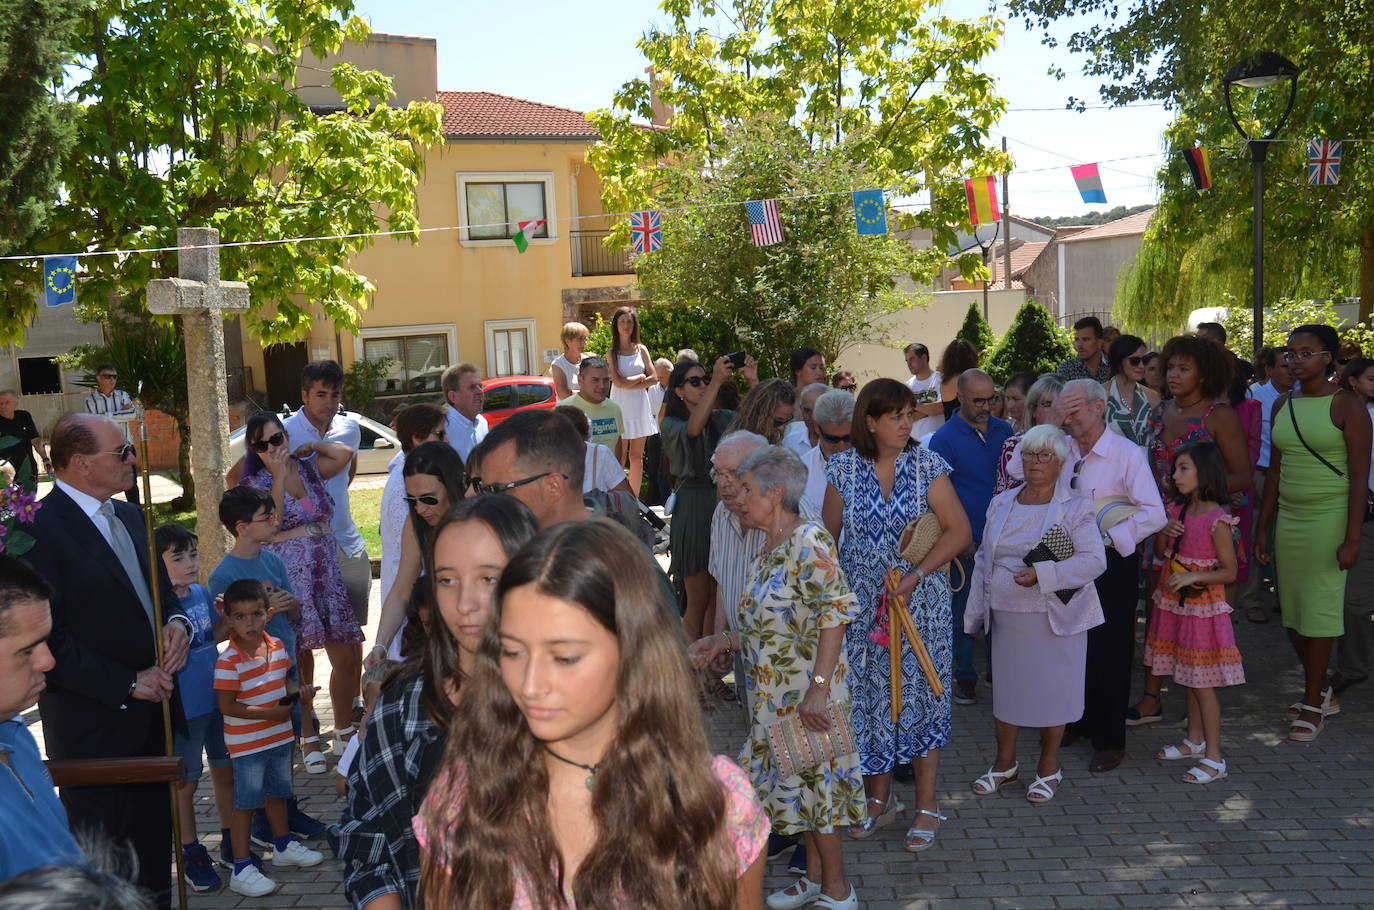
[726,351,747,370]
[278,692,300,706]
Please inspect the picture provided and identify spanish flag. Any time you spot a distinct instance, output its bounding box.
[1182,147,1212,190]
[963,176,1000,225]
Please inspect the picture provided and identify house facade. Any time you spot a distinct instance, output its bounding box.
[1019,208,1154,327]
[240,34,638,414]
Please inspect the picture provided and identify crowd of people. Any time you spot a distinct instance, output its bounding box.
[2,310,1371,910]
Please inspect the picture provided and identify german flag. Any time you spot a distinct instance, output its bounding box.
[1182,147,1211,190]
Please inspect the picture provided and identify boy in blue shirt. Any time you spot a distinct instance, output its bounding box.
[207,486,327,851]
[157,525,233,892]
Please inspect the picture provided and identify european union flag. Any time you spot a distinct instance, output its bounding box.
[43,256,78,307]
[852,189,887,235]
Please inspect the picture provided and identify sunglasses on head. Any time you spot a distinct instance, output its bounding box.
[403,494,441,506]
[250,431,285,452]
[682,375,712,388]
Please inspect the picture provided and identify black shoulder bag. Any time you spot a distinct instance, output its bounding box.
[1286,393,1374,522]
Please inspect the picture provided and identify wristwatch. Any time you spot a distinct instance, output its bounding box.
[811,673,830,688]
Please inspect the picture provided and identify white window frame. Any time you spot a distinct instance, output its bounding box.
[484,318,537,378]
[456,171,557,247]
[352,322,460,393]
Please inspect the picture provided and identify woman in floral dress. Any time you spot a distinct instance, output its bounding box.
[823,378,971,854]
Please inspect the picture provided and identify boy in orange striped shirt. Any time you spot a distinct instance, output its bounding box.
[215,579,323,896]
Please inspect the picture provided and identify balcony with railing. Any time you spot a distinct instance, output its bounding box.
[570,230,633,277]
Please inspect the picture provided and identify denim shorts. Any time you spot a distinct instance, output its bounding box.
[231,742,293,810]
[173,712,232,782]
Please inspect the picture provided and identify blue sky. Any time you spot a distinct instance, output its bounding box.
[349,0,1172,221]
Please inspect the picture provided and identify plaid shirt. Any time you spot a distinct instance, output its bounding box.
[335,673,443,910]
[1054,355,1112,383]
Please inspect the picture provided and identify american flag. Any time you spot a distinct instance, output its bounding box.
[1307,140,1342,186]
[629,210,662,253]
[745,199,783,246]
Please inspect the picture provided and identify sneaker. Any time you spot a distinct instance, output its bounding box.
[250,811,273,849]
[287,797,328,839]
[182,843,222,892]
[228,864,278,897]
[953,679,977,705]
[271,839,324,868]
[217,841,262,871]
[786,842,807,875]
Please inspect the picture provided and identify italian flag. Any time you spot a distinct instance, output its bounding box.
[512,220,545,253]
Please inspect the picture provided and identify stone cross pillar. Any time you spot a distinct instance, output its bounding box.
[147,227,250,575]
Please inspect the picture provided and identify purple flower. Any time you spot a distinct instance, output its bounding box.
[10,489,40,523]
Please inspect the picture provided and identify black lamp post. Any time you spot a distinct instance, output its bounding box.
[974,222,1001,319]
[1223,51,1300,363]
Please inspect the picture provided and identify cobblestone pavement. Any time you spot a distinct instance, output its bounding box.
[25,584,1374,909]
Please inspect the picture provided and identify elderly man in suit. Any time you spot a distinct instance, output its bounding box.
[29,413,190,908]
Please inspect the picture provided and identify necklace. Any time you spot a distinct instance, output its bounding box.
[546,746,601,791]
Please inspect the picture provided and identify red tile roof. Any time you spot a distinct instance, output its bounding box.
[436,91,600,139]
[1058,208,1155,242]
[988,240,1048,290]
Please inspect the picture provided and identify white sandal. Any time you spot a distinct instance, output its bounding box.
[1287,687,1339,718]
[1181,757,1228,784]
[299,736,327,775]
[1289,705,1323,742]
[1026,769,1063,803]
[903,808,946,853]
[1157,737,1205,761]
[971,763,1019,795]
[847,794,903,840]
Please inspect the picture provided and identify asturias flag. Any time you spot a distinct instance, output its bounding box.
[1070,163,1107,204]
[852,189,887,235]
[43,256,78,307]
[963,176,999,225]
[1182,147,1212,190]
[512,220,545,253]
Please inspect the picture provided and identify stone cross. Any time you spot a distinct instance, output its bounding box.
[147,227,250,574]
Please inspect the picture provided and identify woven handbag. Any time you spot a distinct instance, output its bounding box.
[898,512,966,590]
[764,702,858,778]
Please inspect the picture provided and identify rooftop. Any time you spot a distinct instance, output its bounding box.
[437,91,600,140]
[1058,208,1156,242]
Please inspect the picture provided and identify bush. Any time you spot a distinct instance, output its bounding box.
[956,301,997,358]
[585,302,741,367]
[342,356,395,420]
[983,300,1073,383]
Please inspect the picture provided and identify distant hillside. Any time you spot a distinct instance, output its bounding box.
[1035,204,1153,229]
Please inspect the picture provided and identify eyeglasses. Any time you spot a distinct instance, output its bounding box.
[249,510,277,523]
[1024,451,1057,464]
[966,396,997,408]
[820,431,851,445]
[477,472,563,495]
[403,494,441,506]
[97,373,117,380]
[250,431,286,452]
[772,416,791,428]
[1126,355,1147,367]
[1070,458,1085,490]
[682,376,712,388]
[837,384,856,392]
[1284,350,1327,363]
[709,467,737,483]
[97,444,137,461]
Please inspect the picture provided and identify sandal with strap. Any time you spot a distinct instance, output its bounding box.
[1026,768,1063,803]
[971,763,1019,795]
[764,876,821,910]
[1289,705,1324,742]
[903,808,947,853]
[1181,757,1228,784]
[299,736,328,775]
[1287,687,1340,719]
[1156,738,1205,761]
[847,794,903,840]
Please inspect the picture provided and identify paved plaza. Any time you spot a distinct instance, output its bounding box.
[23,580,1374,909]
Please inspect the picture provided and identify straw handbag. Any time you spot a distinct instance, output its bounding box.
[897,512,965,592]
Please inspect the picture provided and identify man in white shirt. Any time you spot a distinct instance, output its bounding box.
[441,363,488,462]
[782,383,828,457]
[800,389,854,516]
[904,342,944,440]
[82,364,140,503]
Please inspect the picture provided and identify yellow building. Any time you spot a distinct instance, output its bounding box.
[241,33,639,414]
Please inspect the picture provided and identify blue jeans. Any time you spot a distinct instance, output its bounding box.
[949,554,977,683]
[173,711,232,782]
[231,743,292,811]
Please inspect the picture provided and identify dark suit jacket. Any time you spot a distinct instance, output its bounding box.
[29,486,186,760]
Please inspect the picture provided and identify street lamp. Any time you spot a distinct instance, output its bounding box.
[1223,51,1300,362]
[973,222,1001,319]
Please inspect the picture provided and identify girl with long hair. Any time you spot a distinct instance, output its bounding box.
[606,306,659,495]
[729,378,797,445]
[418,518,769,909]
[337,495,540,910]
[937,339,979,421]
[1104,334,1160,448]
[790,347,827,388]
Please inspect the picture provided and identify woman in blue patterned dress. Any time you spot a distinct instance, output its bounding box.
[823,379,971,853]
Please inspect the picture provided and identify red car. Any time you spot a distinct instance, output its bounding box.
[480,375,557,426]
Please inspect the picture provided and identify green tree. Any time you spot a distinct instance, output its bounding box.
[0,0,444,344]
[956,300,996,357]
[1218,298,1374,365]
[619,119,932,378]
[1008,0,1374,332]
[587,0,1011,282]
[983,299,1072,382]
[585,305,738,366]
[342,355,395,421]
[0,0,79,254]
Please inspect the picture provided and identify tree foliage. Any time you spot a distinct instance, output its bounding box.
[0,0,79,254]
[956,300,997,357]
[1009,0,1374,333]
[1218,298,1374,365]
[0,0,444,344]
[1035,204,1153,229]
[983,299,1072,383]
[585,303,738,366]
[587,0,1011,280]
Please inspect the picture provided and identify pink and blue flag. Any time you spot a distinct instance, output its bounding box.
[1307,140,1341,186]
[1070,163,1107,204]
[630,210,662,253]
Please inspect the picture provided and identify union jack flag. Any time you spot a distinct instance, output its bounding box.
[1307,140,1342,186]
[629,210,662,253]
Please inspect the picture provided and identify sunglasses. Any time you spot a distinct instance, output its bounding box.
[682,376,712,388]
[250,431,286,452]
[1070,458,1085,490]
[477,472,564,496]
[966,396,997,408]
[98,373,118,380]
[772,416,791,428]
[1126,355,1147,367]
[403,494,441,506]
[820,431,851,445]
[837,384,856,392]
[97,444,137,461]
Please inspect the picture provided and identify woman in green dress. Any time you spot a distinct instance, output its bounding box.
[1256,324,1371,742]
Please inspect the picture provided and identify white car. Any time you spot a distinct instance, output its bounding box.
[229,410,400,476]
